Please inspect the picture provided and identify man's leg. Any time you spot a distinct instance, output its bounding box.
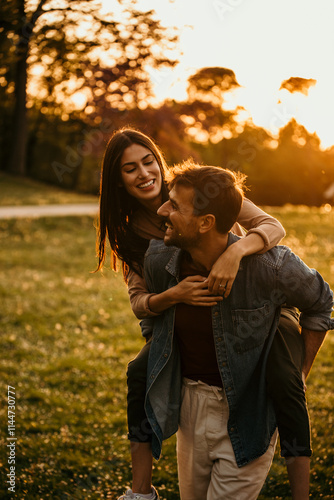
[177,378,277,500]
[208,431,277,500]
[266,308,311,500]
[177,379,215,500]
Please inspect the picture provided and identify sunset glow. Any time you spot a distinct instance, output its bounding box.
[101,0,334,149]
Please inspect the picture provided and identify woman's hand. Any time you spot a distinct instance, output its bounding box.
[148,275,223,313]
[172,275,223,307]
[207,247,241,297]
[207,244,243,297]
[207,233,266,297]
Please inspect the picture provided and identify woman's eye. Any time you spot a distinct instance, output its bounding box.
[125,168,136,173]
[144,161,153,166]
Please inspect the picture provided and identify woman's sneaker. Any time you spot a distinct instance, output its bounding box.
[117,486,159,499]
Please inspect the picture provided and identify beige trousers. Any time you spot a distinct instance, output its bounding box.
[177,378,277,500]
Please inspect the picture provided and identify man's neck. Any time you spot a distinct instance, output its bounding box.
[187,233,229,272]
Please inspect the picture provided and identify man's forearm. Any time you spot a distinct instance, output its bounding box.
[301,328,327,378]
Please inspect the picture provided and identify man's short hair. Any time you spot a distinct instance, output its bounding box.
[167,161,246,234]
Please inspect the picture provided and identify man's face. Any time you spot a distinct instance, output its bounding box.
[157,184,201,249]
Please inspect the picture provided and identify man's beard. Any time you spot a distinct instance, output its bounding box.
[164,230,200,250]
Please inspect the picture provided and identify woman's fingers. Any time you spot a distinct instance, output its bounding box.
[188,296,223,306]
[222,279,233,298]
[207,246,242,294]
[183,275,207,283]
[207,276,223,295]
[195,301,220,307]
[208,277,227,295]
[179,275,227,304]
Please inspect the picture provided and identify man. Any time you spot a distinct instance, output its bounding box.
[143,163,334,499]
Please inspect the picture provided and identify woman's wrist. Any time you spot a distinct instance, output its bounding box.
[148,286,179,313]
[229,240,246,260]
[233,233,265,258]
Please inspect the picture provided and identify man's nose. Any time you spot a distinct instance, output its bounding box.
[157,200,171,216]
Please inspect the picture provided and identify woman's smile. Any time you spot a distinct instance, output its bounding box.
[137,179,156,190]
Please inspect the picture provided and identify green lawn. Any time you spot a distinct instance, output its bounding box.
[0,172,98,206]
[0,204,333,499]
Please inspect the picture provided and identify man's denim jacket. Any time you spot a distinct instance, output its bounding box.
[143,234,334,466]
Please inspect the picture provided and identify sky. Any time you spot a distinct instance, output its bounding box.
[102,0,334,149]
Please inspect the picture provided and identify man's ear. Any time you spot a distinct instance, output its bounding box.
[199,214,216,233]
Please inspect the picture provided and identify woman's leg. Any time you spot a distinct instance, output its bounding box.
[126,340,155,495]
[130,442,153,495]
[266,307,311,500]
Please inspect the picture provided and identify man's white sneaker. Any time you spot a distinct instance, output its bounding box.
[117,486,159,500]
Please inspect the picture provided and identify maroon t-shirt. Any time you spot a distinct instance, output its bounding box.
[174,254,223,388]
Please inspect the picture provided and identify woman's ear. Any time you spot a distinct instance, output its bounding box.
[199,214,215,233]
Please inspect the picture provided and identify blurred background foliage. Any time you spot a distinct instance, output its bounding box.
[1,0,334,205]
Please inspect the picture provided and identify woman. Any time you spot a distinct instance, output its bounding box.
[96,128,310,500]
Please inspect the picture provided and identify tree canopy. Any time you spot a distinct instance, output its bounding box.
[0,2,333,205]
[0,0,178,175]
[280,77,317,95]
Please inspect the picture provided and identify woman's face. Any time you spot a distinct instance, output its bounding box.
[120,143,163,209]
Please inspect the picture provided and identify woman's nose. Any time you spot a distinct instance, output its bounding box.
[137,165,149,178]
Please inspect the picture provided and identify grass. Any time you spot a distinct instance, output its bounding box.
[0,172,98,206]
[0,198,333,498]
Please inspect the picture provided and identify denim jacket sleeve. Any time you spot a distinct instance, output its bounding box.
[275,247,334,332]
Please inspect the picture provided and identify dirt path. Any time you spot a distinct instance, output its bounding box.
[0,203,99,219]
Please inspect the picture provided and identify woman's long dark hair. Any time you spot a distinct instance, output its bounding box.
[96,128,169,281]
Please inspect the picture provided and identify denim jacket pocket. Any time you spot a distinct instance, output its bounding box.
[231,303,272,353]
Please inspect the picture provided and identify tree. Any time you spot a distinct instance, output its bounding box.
[187,66,239,105]
[0,0,178,176]
[124,103,201,165]
[280,77,317,96]
[176,67,241,144]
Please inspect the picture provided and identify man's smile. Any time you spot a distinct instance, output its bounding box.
[164,220,173,233]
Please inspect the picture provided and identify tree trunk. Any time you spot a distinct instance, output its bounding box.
[7,49,28,175]
[7,0,28,176]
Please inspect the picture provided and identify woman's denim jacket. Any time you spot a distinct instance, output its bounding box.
[143,234,334,466]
